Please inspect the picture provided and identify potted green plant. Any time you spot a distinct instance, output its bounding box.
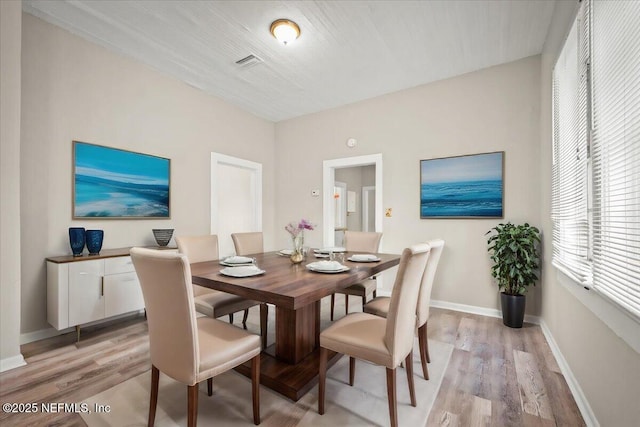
[486,222,541,328]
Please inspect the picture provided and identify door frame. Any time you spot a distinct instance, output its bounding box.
[322,154,383,247]
[210,153,262,234]
[362,185,376,232]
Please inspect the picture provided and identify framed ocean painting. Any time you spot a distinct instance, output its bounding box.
[73,141,170,218]
[420,151,504,218]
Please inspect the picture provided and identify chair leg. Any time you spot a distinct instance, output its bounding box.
[361,295,366,309]
[373,289,377,298]
[349,357,356,386]
[418,324,429,380]
[228,313,234,325]
[318,347,328,415]
[425,322,431,363]
[187,384,198,427]
[405,351,416,407]
[330,294,335,321]
[242,309,249,330]
[386,367,398,427]
[260,303,268,350]
[345,295,349,315]
[207,378,213,397]
[148,365,159,427]
[251,354,261,425]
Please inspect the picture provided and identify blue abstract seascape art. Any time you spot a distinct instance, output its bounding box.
[420,152,503,218]
[73,141,170,218]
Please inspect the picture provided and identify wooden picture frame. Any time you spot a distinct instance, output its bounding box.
[73,141,170,219]
[420,151,504,218]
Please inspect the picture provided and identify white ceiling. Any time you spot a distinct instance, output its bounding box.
[22,0,556,122]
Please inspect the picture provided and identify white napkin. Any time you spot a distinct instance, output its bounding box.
[351,254,378,261]
[224,256,253,264]
[309,260,344,271]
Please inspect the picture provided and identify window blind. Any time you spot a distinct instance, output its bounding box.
[590,0,640,319]
[551,5,592,285]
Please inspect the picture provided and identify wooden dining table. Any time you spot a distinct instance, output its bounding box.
[190,250,401,401]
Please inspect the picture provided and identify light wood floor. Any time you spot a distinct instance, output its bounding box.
[0,306,584,426]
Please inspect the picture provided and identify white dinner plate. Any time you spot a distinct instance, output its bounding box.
[278,249,293,256]
[314,247,346,254]
[306,265,350,274]
[314,253,330,258]
[220,266,265,278]
[306,261,350,273]
[347,254,381,262]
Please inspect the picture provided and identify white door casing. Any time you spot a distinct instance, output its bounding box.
[362,185,376,232]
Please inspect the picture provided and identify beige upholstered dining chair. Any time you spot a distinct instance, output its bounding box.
[231,232,268,349]
[364,239,444,380]
[330,231,383,320]
[231,232,264,256]
[318,243,431,427]
[176,235,259,330]
[130,247,261,427]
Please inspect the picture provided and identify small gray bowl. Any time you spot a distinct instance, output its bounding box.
[152,229,174,246]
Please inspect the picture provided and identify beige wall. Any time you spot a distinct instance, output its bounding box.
[538,2,640,426]
[0,0,24,370]
[276,55,542,312]
[19,14,276,334]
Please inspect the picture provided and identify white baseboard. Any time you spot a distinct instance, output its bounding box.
[430,299,541,325]
[20,326,73,345]
[539,320,599,427]
[0,354,26,373]
[20,310,146,345]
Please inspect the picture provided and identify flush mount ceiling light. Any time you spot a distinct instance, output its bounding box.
[270,19,300,45]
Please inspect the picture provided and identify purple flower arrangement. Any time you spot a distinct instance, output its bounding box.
[285,219,315,237]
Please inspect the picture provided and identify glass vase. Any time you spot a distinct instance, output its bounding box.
[69,227,86,257]
[290,234,304,264]
[86,229,104,255]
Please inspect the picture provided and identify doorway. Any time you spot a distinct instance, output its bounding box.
[322,154,383,247]
[210,153,262,257]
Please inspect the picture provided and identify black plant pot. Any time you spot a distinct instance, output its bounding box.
[500,292,526,328]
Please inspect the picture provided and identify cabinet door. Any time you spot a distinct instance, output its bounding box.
[104,272,145,317]
[68,259,105,326]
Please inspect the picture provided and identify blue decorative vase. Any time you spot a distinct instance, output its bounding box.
[69,227,86,257]
[86,230,104,255]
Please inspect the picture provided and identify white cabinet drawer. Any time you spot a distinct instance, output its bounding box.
[105,256,135,275]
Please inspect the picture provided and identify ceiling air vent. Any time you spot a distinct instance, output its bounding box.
[235,54,263,69]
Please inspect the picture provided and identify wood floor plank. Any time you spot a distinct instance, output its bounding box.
[513,349,555,422]
[469,394,492,427]
[430,409,460,427]
[454,317,475,352]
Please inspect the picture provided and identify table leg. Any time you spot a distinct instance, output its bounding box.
[275,300,320,364]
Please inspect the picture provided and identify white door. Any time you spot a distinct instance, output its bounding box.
[211,153,262,258]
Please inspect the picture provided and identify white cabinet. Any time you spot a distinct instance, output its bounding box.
[68,259,104,326]
[47,249,145,332]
